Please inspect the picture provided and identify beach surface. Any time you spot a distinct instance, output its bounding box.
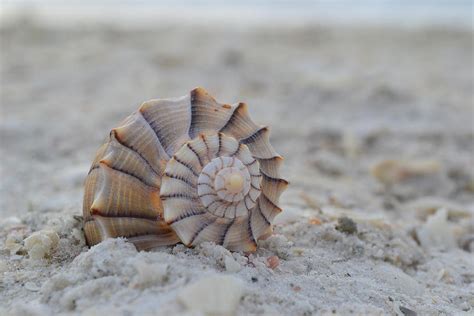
[0,14,473,315]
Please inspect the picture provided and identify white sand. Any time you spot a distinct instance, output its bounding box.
[0,16,473,315]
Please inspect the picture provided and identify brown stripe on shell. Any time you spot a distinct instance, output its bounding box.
[166,208,206,225]
[139,95,192,156]
[163,172,196,188]
[250,203,273,242]
[257,155,284,178]
[110,130,163,180]
[189,87,235,138]
[258,193,283,221]
[100,138,161,188]
[219,218,235,245]
[186,143,203,167]
[83,167,101,222]
[84,215,179,250]
[90,163,162,220]
[112,111,169,175]
[241,126,279,159]
[172,156,199,177]
[260,171,289,205]
[219,102,260,141]
[160,193,197,201]
[189,216,219,245]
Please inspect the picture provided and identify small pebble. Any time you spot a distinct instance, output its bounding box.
[460,301,470,312]
[335,216,358,234]
[24,229,60,260]
[266,256,280,269]
[399,306,417,316]
[177,275,243,315]
[308,218,322,225]
[416,208,456,250]
[130,262,168,288]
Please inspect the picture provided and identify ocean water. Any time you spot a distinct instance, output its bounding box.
[0,0,472,28]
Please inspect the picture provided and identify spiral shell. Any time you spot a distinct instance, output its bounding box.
[83,88,287,252]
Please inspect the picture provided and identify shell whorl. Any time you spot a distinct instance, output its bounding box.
[83,87,287,252]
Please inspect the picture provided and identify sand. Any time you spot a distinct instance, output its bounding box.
[0,16,473,315]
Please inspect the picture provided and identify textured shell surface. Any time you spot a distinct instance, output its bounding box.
[83,88,288,252]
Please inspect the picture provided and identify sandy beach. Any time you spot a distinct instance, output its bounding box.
[0,10,473,315]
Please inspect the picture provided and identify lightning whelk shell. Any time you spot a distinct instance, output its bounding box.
[83,88,288,252]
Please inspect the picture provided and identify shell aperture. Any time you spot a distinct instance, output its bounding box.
[83,88,287,252]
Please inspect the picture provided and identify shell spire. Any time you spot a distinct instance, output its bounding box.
[83,88,287,252]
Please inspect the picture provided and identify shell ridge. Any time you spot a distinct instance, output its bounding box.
[88,164,100,175]
[98,160,159,190]
[160,193,197,201]
[113,111,170,171]
[91,164,161,219]
[241,126,269,144]
[189,88,234,138]
[90,215,178,242]
[172,156,200,177]
[127,234,180,251]
[189,217,218,246]
[218,103,245,133]
[258,193,283,215]
[103,136,161,187]
[139,95,191,155]
[261,170,289,186]
[186,142,204,167]
[250,206,271,241]
[220,218,235,245]
[89,211,158,221]
[167,209,205,225]
[110,130,163,178]
[256,202,271,225]
[163,172,196,188]
[247,214,257,249]
[219,102,261,141]
[242,127,279,159]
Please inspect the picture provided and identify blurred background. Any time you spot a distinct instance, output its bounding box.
[0,2,473,314]
[0,1,473,219]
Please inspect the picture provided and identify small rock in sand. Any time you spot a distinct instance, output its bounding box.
[24,229,60,260]
[177,275,244,315]
[266,256,280,269]
[335,216,358,234]
[130,262,168,288]
[416,208,456,250]
[404,196,472,220]
[399,306,417,316]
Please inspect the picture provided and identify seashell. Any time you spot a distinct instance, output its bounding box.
[83,88,288,252]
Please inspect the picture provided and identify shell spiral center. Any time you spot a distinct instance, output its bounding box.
[198,156,260,218]
[161,133,263,221]
[199,157,251,202]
